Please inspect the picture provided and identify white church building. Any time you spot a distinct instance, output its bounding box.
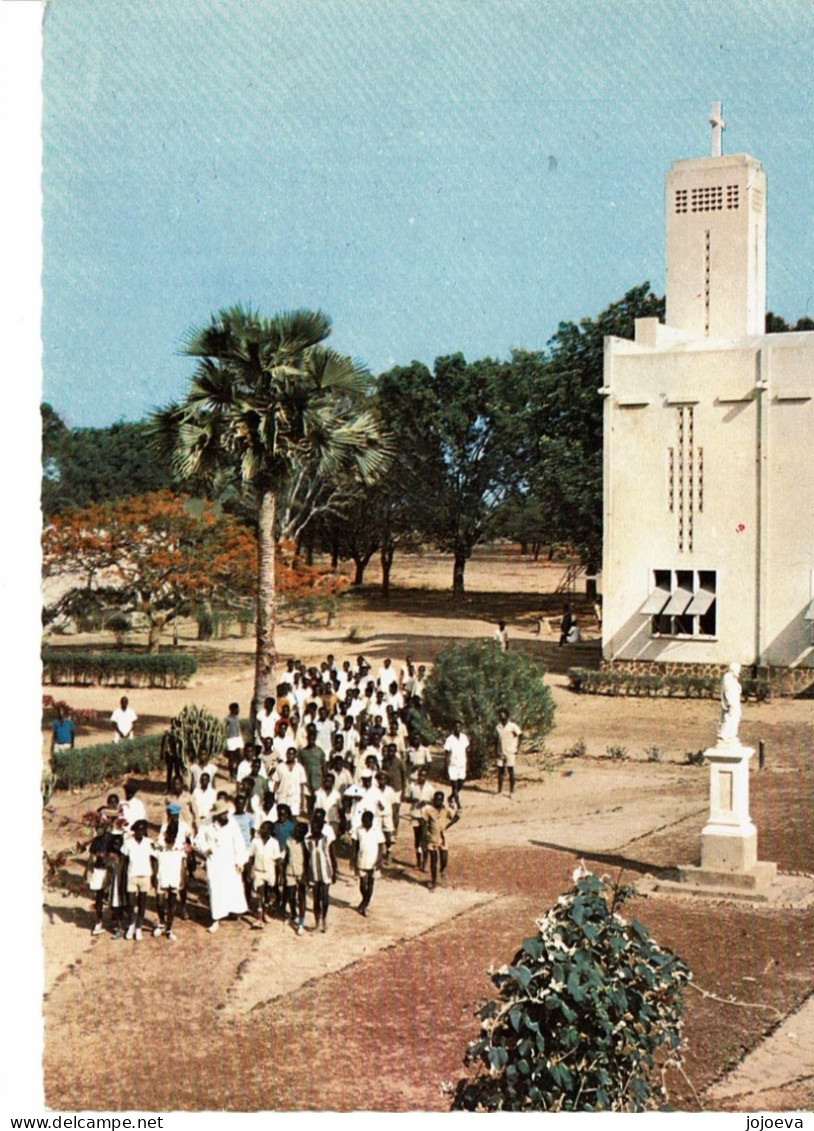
[601,110,813,686]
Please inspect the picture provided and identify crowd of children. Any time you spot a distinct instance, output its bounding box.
[86,653,476,940]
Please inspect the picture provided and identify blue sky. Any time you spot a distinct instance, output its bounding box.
[37,0,814,427]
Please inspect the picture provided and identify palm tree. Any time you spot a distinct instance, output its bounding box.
[150,305,391,716]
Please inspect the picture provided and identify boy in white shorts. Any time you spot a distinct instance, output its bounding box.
[122,819,156,940]
[352,810,384,916]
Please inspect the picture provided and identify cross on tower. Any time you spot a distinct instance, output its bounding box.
[709,101,725,157]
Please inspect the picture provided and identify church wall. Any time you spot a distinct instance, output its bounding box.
[603,334,814,670]
[762,338,814,668]
[603,342,761,666]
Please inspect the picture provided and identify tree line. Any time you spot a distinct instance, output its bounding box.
[42,292,810,716]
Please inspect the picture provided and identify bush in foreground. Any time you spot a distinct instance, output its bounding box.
[452,875,690,1112]
[424,641,555,778]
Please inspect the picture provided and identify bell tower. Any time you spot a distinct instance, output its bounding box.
[665,103,766,339]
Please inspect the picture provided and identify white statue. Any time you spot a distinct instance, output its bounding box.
[717,662,742,743]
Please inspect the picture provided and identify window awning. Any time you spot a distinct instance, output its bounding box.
[640,587,671,615]
[686,589,716,615]
[805,598,814,622]
[663,587,694,615]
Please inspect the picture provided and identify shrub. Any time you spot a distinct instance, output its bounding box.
[42,650,197,688]
[565,738,587,759]
[742,676,771,702]
[424,641,555,778]
[452,875,691,1112]
[51,734,164,789]
[567,668,588,693]
[684,749,705,766]
[644,745,661,763]
[606,744,627,761]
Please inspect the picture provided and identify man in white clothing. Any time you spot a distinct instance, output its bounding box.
[255,696,279,744]
[271,747,307,817]
[119,780,147,832]
[443,720,469,811]
[495,708,522,797]
[111,696,137,743]
[194,800,249,932]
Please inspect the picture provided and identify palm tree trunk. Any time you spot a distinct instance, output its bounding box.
[253,489,277,723]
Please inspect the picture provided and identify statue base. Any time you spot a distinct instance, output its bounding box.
[700,822,757,871]
[672,740,778,900]
[676,860,778,899]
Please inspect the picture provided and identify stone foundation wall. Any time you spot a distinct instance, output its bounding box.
[600,658,813,697]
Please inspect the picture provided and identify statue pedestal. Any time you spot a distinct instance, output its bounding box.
[678,741,777,898]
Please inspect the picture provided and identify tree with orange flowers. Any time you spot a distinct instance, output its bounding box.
[42,491,258,651]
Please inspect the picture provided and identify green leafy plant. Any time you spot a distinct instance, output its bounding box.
[606,744,627,761]
[452,875,691,1112]
[684,749,705,766]
[644,745,661,763]
[565,738,587,759]
[424,640,555,778]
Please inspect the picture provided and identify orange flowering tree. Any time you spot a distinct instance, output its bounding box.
[277,540,350,624]
[42,491,258,651]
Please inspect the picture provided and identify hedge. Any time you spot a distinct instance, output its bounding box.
[567,667,770,701]
[42,650,197,688]
[51,734,165,789]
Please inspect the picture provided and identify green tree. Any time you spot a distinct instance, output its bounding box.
[377,354,522,597]
[424,640,555,778]
[521,283,665,572]
[41,408,172,517]
[149,306,391,715]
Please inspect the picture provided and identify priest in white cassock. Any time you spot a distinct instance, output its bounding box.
[194,799,249,932]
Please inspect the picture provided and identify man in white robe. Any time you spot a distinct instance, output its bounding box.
[194,800,248,932]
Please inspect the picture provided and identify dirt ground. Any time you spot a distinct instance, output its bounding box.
[40,547,814,1112]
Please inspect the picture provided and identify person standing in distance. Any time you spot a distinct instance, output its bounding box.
[495,708,522,798]
[111,696,137,743]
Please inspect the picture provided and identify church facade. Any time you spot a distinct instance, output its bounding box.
[601,138,813,680]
